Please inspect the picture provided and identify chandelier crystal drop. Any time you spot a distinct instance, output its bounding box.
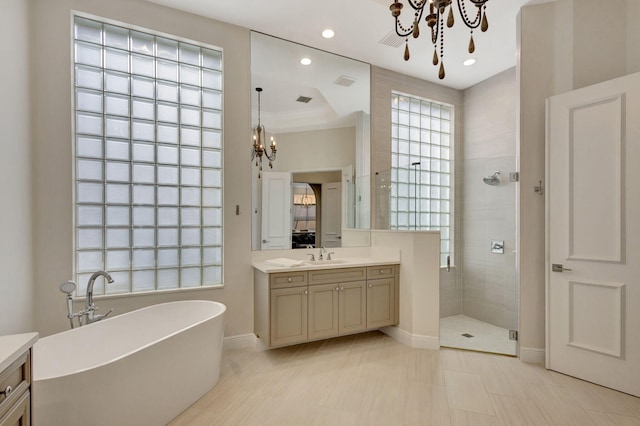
[251,87,277,179]
[389,0,490,79]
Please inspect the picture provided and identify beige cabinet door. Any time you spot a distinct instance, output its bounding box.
[367,278,396,329]
[0,390,30,426]
[339,281,367,334]
[308,283,339,340]
[270,286,308,347]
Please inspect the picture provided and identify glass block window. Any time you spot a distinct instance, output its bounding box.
[391,92,452,266]
[73,16,223,296]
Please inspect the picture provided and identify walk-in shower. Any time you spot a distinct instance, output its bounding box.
[440,157,518,356]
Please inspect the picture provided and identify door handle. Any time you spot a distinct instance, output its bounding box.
[552,263,572,272]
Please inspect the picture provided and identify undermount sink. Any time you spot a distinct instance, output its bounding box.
[304,259,347,266]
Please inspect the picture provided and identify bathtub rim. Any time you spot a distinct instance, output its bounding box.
[33,299,226,381]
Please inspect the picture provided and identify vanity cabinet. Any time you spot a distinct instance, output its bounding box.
[270,286,309,347]
[254,263,398,349]
[366,266,397,329]
[0,334,36,426]
[308,267,367,340]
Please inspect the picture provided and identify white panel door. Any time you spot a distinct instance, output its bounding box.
[546,72,640,396]
[321,182,342,248]
[261,172,292,250]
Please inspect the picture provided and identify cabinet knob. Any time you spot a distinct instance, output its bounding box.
[335,287,340,291]
[287,277,292,283]
[379,269,384,274]
[0,385,11,397]
[304,290,308,295]
[368,284,372,288]
[340,286,344,291]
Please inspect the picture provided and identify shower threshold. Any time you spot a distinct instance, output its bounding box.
[440,315,517,356]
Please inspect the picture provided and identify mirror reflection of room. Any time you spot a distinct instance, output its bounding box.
[292,182,316,248]
[250,31,371,251]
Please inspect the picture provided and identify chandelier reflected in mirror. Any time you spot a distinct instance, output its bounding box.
[389,0,490,79]
[251,87,277,178]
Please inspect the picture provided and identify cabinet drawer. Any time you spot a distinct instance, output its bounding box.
[0,389,29,426]
[0,352,30,421]
[270,271,307,289]
[367,265,397,280]
[308,267,366,285]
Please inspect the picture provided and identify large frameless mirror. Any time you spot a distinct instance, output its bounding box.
[250,32,371,251]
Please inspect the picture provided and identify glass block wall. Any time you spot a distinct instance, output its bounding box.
[390,92,452,265]
[73,16,223,296]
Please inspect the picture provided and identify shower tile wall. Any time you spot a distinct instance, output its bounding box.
[459,67,518,331]
[440,266,461,317]
[461,157,517,329]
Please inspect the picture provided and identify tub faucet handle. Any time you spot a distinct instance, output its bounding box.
[93,308,114,322]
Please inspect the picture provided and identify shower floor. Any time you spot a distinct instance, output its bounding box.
[440,315,517,356]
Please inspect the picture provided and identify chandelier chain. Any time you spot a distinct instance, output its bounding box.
[457,0,482,28]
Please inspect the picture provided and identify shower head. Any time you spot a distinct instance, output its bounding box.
[483,171,501,186]
[59,280,77,295]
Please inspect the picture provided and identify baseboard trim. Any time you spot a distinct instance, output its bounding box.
[380,326,440,350]
[519,347,545,364]
[223,333,256,351]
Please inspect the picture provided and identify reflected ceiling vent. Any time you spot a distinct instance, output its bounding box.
[379,30,404,48]
[296,95,312,103]
[334,75,356,87]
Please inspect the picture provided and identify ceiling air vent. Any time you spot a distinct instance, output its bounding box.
[296,96,312,103]
[379,30,404,48]
[334,75,356,87]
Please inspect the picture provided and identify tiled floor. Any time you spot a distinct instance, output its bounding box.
[440,315,517,356]
[169,331,640,426]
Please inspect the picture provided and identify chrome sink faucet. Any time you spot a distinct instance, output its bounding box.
[84,270,114,325]
[318,247,335,261]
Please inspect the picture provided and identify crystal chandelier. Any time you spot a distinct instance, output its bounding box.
[389,0,490,79]
[251,87,276,178]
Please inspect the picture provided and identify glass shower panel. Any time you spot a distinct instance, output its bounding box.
[440,155,518,356]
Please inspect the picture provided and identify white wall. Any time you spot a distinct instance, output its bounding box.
[517,0,640,356]
[0,0,34,335]
[371,230,441,349]
[30,0,253,337]
[272,126,355,173]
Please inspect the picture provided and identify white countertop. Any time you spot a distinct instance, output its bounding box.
[0,332,38,373]
[252,257,400,274]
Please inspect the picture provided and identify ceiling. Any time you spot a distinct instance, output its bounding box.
[145,0,531,90]
[250,32,371,134]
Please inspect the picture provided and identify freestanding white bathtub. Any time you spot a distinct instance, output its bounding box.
[32,300,226,426]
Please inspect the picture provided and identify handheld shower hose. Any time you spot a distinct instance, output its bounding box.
[59,281,77,329]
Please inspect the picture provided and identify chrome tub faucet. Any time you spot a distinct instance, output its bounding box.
[59,270,115,328]
[85,270,114,324]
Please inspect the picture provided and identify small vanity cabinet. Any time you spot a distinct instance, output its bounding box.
[366,265,397,329]
[268,271,309,347]
[0,333,37,426]
[254,263,399,348]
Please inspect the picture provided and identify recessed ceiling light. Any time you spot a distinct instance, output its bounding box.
[463,58,477,66]
[322,29,335,39]
[300,57,312,66]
